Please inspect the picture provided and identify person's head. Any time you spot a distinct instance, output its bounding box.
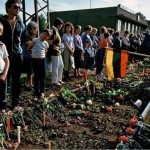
[114,31,120,37]
[84,25,92,35]
[100,26,107,34]
[104,32,109,39]
[91,27,97,35]
[5,0,21,15]
[0,22,3,36]
[64,22,74,35]
[85,38,92,48]
[54,18,64,30]
[74,25,82,34]
[109,28,114,35]
[40,29,51,41]
[124,30,129,36]
[27,21,38,36]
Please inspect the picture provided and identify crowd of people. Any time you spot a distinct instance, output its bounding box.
[0,0,150,111]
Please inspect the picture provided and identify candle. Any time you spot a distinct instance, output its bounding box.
[83,70,88,82]
[43,111,46,126]
[17,126,21,143]
[48,140,51,150]
[6,118,11,133]
[92,85,95,95]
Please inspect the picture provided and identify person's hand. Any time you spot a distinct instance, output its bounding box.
[70,48,74,56]
[0,73,6,81]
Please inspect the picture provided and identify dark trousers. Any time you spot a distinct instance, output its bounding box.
[96,48,105,75]
[0,76,7,110]
[8,54,23,107]
[32,58,45,96]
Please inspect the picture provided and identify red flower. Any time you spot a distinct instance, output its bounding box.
[119,135,129,142]
[125,127,135,135]
[76,84,81,89]
[129,117,138,127]
[118,94,123,100]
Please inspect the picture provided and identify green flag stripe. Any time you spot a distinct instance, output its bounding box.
[113,52,121,78]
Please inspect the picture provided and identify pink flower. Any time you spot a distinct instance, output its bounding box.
[117,78,122,83]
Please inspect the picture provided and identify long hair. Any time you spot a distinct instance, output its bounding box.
[64,22,74,35]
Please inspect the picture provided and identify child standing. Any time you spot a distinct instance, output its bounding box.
[22,21,38,89]
[62,22,75,81]
[96,32,109,80]
[83,39,95,81]
[0,22,9,110]
[27,29,51,98]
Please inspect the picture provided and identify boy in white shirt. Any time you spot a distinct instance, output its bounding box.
[0,22,9,111]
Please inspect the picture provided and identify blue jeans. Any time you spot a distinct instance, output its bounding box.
[0,75,7,110]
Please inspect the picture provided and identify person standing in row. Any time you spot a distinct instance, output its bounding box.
[73,25,84,77]
[96,32,109,80]
[62,22,75,82]
[22,21,38,89]
[47,18,64,86]
[0,22,9,111]
[0,0,26,108]
[82,25,93,48]
[27,29,51,99]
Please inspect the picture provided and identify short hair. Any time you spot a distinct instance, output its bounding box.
[109,29,114,35]
[26,21,38,34]
[74,25,81,32]
[43,29,51,37]
[100,26,107,33]
[85,38,92,44]
[124,30,129,35]
[54,18,64,27]
[104,32,109,38]
[92,27,97,32]
[5,0,21,13]
[84,25,92,31]
[114,31,120,37]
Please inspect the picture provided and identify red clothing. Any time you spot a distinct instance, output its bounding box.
[98,38,108,49]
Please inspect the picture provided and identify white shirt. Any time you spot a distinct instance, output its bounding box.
[0,42,8,74]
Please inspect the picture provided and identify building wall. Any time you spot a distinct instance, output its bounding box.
[49,6,148,34]
[50,7,118,33]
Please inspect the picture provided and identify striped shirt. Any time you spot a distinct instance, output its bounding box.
[31,38,49,59]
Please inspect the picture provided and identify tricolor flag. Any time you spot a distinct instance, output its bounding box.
[106,48,129,81]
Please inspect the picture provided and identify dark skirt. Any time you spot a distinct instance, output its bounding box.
[74,50,83,68]
[22,58,33,75]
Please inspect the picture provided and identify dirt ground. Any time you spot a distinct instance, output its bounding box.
[6,66,150,149]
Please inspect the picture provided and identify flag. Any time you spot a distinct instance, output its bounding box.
[106,48,129,81]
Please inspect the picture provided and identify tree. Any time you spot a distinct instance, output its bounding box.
[31,13,47,32]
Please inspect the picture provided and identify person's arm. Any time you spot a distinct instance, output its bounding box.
[74,35,83,51]
[62,34,74,54]
[27,40,35,50]
[0,56,9,81]
[122,36,130,47]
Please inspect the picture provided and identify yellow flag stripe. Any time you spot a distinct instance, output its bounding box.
[106,48,114,80]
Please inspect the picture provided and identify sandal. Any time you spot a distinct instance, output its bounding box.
[59,80,65,85]
[52,82,62,86]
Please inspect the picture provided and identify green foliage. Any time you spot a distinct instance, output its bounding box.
[38,14,47,32]
[31,13,47,32]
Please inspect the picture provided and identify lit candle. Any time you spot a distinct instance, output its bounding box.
[43,111,46,126]
[17,126,21,143]
[6,118,11,133]
[48,140,51,150]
